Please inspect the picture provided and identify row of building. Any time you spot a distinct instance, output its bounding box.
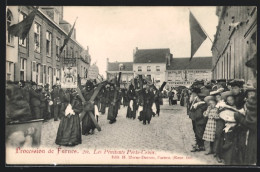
[6,6,91,87]
[106,6,257,90]
[211,6,257,83]
[106,47,212,89]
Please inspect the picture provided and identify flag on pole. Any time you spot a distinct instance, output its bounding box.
[59,17,78,58]
[8,6,39,40]
[189,11,207,61]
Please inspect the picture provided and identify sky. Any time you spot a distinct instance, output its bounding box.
[63,6,219,76]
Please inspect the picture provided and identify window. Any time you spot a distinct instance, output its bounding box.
[36,63,40,83]
[46,31,52,56]
[53,68,56,76]
[56,69,60,79]
[34,23,41,52]
[43,65,46,74]
[20,58,27,81]
[147,75,151,80]
[75,51,78,58]
[56,37,60,61]
[147,66,151,72]
[70,47,74,58]
[6,62,13,80]
[18,12,27,47]
[138,66,142,72]
[63,45,67,58]
[7,9,14,45]
[33,61,36,72]
[156,66,160,71]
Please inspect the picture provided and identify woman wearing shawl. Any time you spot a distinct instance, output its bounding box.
[55,92,82,146]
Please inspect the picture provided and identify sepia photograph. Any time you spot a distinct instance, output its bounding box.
[5,4,257,166]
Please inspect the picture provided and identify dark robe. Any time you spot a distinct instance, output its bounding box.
[142,89,155,124]
[99,88,107,114]
[126,89,137,119]
[81,89,96,135]
[107,89,120,122]
[55,95,82,146]
[154,90,163,116]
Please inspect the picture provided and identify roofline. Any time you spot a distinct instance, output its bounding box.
[211,6,227,50]
[166,69,212,71]
[171,56,212,59]
[108,61,133,64]
[136,48,170,50]
[36,7,84,50]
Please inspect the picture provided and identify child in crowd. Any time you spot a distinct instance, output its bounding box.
[203,96,219,155]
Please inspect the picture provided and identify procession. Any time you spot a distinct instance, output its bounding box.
[5,6,257,166]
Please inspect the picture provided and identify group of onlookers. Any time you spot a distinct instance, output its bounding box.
[184,76,257,165]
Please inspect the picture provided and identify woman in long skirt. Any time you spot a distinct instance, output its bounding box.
[55,93,82,146]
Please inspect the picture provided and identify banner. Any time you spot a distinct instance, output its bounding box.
[87,64,99,80]
[61,66,78,88]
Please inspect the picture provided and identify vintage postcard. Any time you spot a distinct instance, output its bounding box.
[5,5,257,166]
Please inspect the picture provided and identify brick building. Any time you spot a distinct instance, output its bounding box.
[166,57,212,88]
[6,6,90,87]
[211,6,257,83]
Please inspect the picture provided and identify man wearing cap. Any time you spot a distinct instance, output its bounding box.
[190,88,209,152]
[29,82,41,119]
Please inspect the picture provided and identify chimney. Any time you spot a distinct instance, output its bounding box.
[106,58,109,71]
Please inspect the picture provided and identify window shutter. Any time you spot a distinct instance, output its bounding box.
[40,65,43,83]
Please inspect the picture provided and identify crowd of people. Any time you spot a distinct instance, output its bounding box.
[6,77,165,147]
[182,62,257,165]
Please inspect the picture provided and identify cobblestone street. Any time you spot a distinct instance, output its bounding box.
[41,99,221,165]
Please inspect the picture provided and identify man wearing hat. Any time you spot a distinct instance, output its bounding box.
[216,79,228,91]
[44,84,52,120]
[190,88,209,152]
[22,81,31,105]
[29,82,41,119]
[51,84,63,121]
[229,79,245,110]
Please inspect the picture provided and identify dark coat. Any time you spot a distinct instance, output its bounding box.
[234,91,246,110]
[189,102,208,139]
[234,96,257,164]
[6,84,32,121]
[30,89,41,107]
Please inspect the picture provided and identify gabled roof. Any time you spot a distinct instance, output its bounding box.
[167,57,212,70]
[107,62,133,72]
[134,48,170,63]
